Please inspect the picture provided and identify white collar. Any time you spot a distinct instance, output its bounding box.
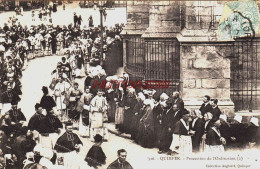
[180,119,189,131]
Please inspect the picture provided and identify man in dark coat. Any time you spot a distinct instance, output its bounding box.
[54,121,83,153]
[7,100,26,125]
[107,149,133,169]
[205,120,226,152]
[73,13,78,27]
[158,102,181,154]
[171,91,184,114]
[40,86,56,113]
[190,110,204,152]
[2,100,26,136]
[170,109,193,154]
[1,84,21,105]
[199,95,212,117]
[27,103,46,132]
[210,99,222,122]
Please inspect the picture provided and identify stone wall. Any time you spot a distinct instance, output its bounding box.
[121,1,150,35]
[142,1,181,38]
[122,1,237,115]
[180,43,235,116]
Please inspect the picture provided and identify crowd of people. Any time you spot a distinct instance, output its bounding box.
[0,4,260,169]
[0,10,130,168]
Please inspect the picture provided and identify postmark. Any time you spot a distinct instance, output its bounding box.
[218,1,259,40]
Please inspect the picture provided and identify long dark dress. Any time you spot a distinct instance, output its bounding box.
[123,95,137,134]
[106,90,116,122]
[137,105,155,148]
[85,145,106,168]
[153,103,164,148]
[131,100,144,141]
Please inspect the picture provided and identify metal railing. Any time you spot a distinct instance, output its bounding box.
[230,37,260,111]
[125,36,181,96]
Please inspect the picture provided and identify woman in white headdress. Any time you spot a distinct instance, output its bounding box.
[123,87,137,133]
[137,99,155,148]
[114,85,125,131]
[131,92,145,141]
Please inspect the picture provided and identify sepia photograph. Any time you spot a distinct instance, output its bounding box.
[0,0,260,168]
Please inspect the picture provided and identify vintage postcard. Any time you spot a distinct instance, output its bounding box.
[0,0,259,169]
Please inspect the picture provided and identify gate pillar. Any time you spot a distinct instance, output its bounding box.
[176,1,235,116]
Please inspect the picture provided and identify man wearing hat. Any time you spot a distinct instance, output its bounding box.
[169,109,193,155]
[90,89,109,141]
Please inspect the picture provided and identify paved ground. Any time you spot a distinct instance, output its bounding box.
[2,3,260,168]
[18,55,260,169]
[0,2,126,27]
[19,55,163,169]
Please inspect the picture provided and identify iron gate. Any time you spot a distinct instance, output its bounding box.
[125,36,181,97]
[230,37,260,111]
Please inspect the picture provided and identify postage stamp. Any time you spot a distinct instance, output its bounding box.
[218,1,260,40]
